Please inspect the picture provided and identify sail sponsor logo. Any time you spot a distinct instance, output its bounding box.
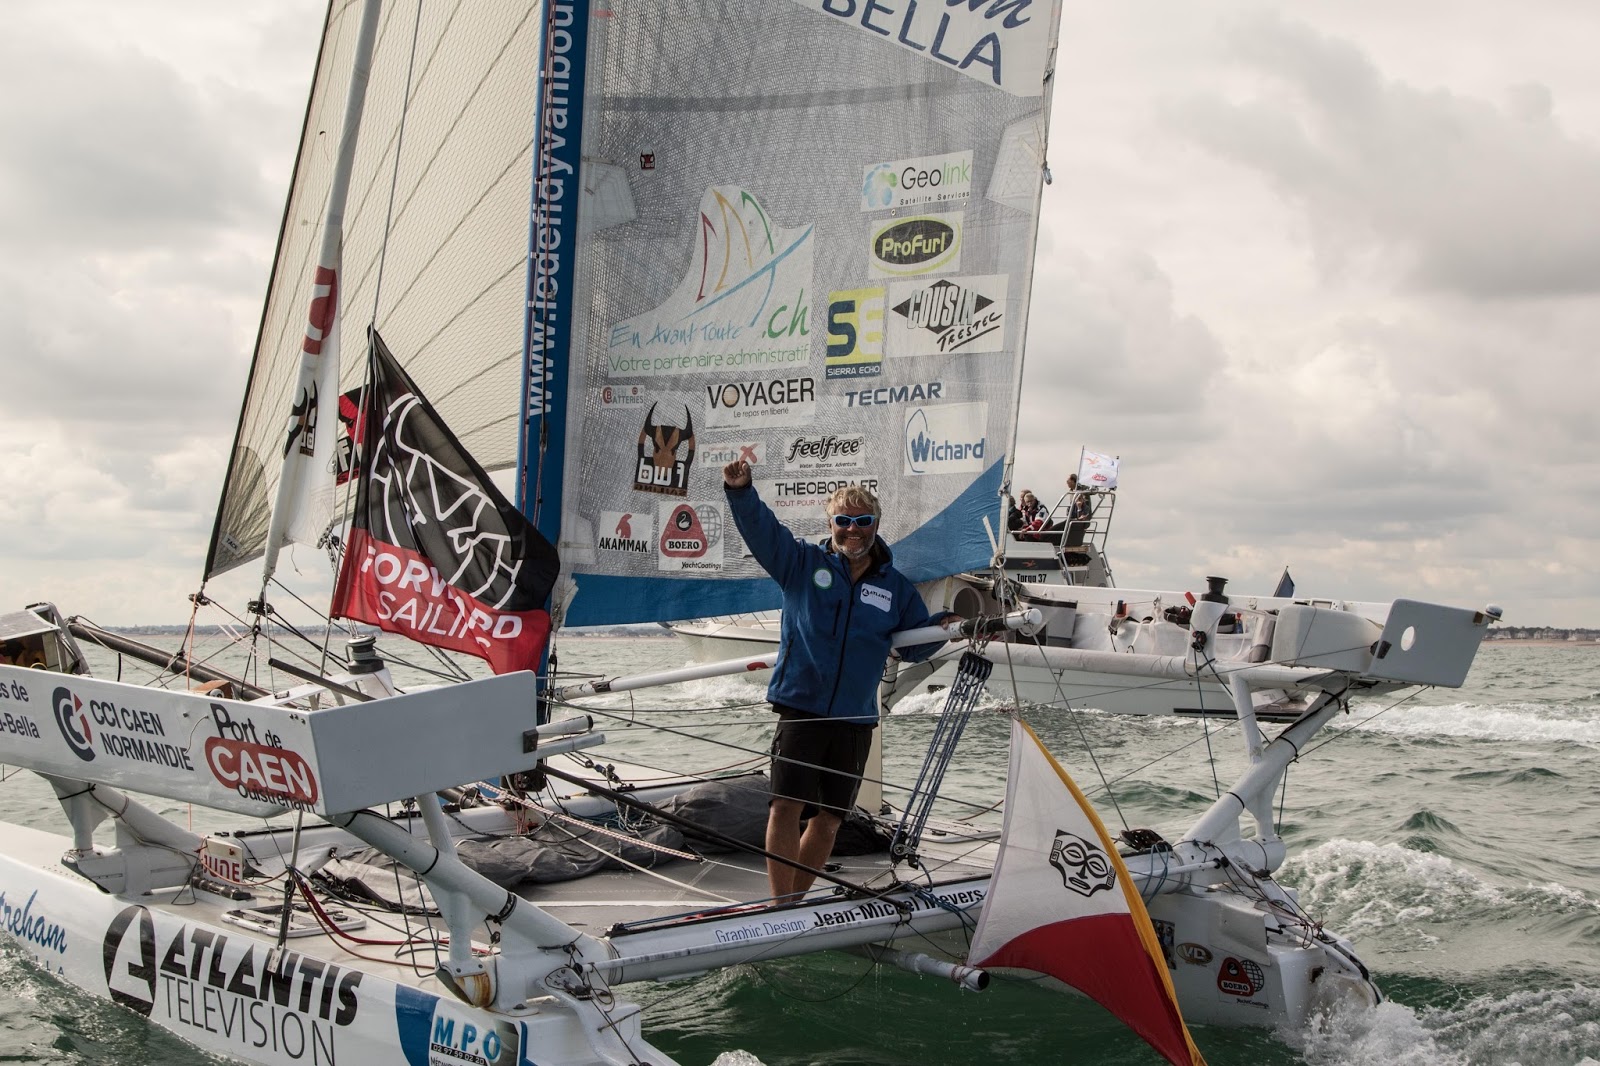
[786,0,1052,96]
[1152,919,1177,969]
[825,287,884,379]
[783,434,865,472]
[597,512,653,556]
[1047,829,1117,897]
[699,440,764,468]
[869,214,962,277]
[861,150,974,211]
[764,477,880,501]
[888,275,1008,357]
[635,403,696,497]
[606,186,813,379]
[904,403,988,475]
[0,710,40,741]
[658,502,724,572]
[51,686,196,771]
[1,890,67,955]
[599,384,647,408]
[843,380,943,408]
[704,376,816,429]
[203,704,319,811]
[102,904,364,1060]
[1216,956,1268,1006]
[395,987,521,1066]
[1177,942,1213,966]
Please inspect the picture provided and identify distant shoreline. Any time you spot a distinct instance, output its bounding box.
[1486,638,1600,647]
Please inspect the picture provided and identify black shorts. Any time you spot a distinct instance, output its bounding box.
[769,706,874,819]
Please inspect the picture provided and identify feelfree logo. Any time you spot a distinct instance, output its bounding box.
[52,686,94,761]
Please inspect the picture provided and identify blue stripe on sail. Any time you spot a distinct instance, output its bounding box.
[566,576,782,627]
[563,457,1004,626]
[519,3,591,544]
[891,457,1006,583]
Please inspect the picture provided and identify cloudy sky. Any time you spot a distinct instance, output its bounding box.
[1,1,1595,628]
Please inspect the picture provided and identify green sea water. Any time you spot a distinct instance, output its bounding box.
[2,637,1597,1065]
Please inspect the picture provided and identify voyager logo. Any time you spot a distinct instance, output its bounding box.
[889,275,1007,356]
[861,150,974,211]
[704,376,816,429]
[783,434,865,472]
[869,214,962,277]
[204,704,319,810]
[904,402,989,475]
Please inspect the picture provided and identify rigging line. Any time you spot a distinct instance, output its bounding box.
[1296,688,1424,759]
[367,0,425,324]
[1195,649,1224,799]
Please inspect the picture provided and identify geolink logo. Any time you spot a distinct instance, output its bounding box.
[52,686,94,761]
[862,163,896,208]
[1047,829,1116,898]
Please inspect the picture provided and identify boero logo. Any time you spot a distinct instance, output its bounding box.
[660,503,710,559]
[52,686,94,761]
[870,216,959,275]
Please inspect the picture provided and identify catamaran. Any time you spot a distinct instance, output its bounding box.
[0,4,1500,1066]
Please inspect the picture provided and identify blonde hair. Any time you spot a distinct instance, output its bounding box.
[825,483,880,515]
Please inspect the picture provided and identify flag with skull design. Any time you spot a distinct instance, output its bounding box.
[969,718,1206,1066]
[331,332,559,675]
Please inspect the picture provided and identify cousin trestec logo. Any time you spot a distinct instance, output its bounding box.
[888,275,1008,357]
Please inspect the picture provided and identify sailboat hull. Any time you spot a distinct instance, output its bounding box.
[0,822,670,1066]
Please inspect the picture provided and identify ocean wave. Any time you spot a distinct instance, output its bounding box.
[1294,983,1600,1066]
[1280,839,1600,942]
[1350,702,1600,747]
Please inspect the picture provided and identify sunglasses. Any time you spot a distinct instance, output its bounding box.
[830,513,878,529]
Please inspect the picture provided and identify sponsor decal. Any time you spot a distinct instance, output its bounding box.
[869,213,962,277]
[783,433,865,472]
[812,885,987,930]
[824,287,884,379]
[607,186,812,379]
[203,705,319,811]
[813,568,834,589]
[200,838,247,885]
[859,586,892,613]
[52,686,196,771]
[0,710,40,740]
[904,402,989,475]
[1217,956,1268,1003]
[787,0,1052,95]
[396,986,521,1066]
[639,152,655,170]
[1177,942,1214,967]
[635,403,697,496]
[842,380,943,408]
[712,916,812,944]
[102,905,363,1056]
[598,384,647,408]
[597,511,653,556]
[861,150,974,211]
[1,890,67,954]
[658,502,724,572]
[888,275,1008,357]
[704,376,815,429]
[699,440,764,468]
[759,477,881,504]
[1152,919,1177,969]
[1047,829,1116,897]
[335,386,366,486]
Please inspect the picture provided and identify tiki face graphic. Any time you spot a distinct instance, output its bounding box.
[1048,830,1116,898]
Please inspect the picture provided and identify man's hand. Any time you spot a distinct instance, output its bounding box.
[723,460,752,488]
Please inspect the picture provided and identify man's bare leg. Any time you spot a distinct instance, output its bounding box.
[791,811,842,898]
[766,797,805,901]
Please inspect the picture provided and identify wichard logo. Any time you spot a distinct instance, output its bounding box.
[1048,829,1116,897]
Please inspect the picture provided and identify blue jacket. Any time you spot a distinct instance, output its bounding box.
[725,484,949,724]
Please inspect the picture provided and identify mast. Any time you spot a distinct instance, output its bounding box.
[259,0,384,588]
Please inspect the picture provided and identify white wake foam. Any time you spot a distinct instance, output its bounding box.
[1350,701,1600,747]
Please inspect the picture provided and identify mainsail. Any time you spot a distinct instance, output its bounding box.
[206,5,547,578]
[533,2,1064,626]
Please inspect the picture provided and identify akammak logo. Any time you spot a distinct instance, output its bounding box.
[52,686,94,761]
[869,214,962,277]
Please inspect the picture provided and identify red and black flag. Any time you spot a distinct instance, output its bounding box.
[331,332,559,675]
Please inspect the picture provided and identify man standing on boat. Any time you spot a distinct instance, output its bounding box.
[723,459,952,902]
